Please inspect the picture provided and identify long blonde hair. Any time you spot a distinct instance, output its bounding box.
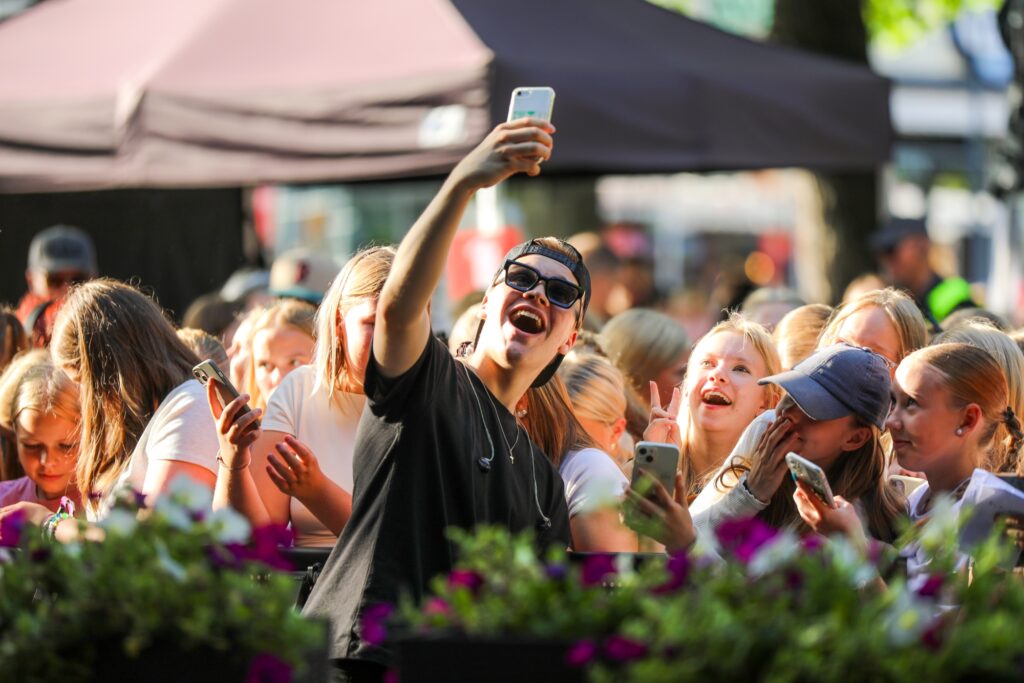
[51,280,198,510]
[819,288,927,362]
[929,329,1024,473]
[313,246,395,401]
[680,313,781,494]
[244,299,316,410]
[600,308,690,439]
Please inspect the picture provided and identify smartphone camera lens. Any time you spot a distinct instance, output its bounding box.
[645,455,654,463]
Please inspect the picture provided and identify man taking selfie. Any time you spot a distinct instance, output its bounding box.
[303,117,584,681]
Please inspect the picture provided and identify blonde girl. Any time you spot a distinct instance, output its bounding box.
[211,246,395,548]
[556,352,637,551]
[773,303,833,370]
[244,299,316,411]
[0,350,82,513]
[652,313,781,498]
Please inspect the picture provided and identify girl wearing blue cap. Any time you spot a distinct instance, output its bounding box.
[691,344,905,545]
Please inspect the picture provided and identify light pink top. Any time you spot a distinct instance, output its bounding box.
[0,476,79,513]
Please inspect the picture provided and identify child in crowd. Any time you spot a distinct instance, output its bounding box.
[553,352,636,552]
[932,321,1024,474]
[772,303,833,370]
[795,343,1023,585]
[226,307,263,391]
[600,308,690,441]
[52,280,218,526]
[177,327,229,369]
[244,299,316,411]
[646,314,780,498]
[210,246,394,548]
[0,350,82,512]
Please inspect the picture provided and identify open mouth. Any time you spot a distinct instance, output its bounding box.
[508,307,546,334]
[701,390,733,406]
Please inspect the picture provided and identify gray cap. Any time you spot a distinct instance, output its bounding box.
[220,268,270,303]
[758,344,892,429]
[28,225,97,275]
[870,217,928,253]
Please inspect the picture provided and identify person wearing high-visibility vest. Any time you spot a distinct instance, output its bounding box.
[871,217,975,330]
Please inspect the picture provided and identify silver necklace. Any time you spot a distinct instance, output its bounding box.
[461,361,520,471]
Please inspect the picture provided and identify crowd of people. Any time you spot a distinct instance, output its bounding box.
[1,119,1023,681]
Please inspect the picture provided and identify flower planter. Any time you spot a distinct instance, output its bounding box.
[395,635,587,683]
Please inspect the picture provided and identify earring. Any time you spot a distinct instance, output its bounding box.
[956,427,964,436]
[515,407,528,419]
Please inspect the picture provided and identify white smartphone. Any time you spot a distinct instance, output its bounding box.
[785,452,835,508]
[507,87,556,123]
[631,441,679,500]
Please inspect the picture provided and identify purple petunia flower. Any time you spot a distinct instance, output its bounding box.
[715,518,778,564]
[247,524,295,571]
[245,652,292,683]
[581,554,618,586]
[447,569,485,595]
[916,574,944,599]
[652,551,690,594]
[0,509,26,548]
[383,670,400,683]
[423,597,451,618]
[800,534,824,553]
[545,563,568,581]
[361,603,394,647]
[603,636,649,662]
[921,619,945,651]
[565,639,598,667]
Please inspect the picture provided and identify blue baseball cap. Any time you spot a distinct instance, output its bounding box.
[758,344,892,429]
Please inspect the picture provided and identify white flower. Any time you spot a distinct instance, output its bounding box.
[152,496,193,531]
[165,475,214,513]
[748,529,800,577]
[826,537,878,588]
[884,588,933,647]
[100,509,138,536]
[155,540,187,582]
[208,507,251,544]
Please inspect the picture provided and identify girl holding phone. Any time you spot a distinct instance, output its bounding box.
[795,343,1023,582]
[210,246,394,547]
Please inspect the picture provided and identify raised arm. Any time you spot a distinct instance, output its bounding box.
[374,118,555,378]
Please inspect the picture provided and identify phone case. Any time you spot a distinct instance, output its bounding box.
[785,453,835,508]
[507,87,555,122]
[192,359,247,413]
[631,441,679,499]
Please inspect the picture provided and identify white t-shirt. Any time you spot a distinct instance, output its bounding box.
[90,379,220,522]
[261,365,364,547]
[559,447,629,518]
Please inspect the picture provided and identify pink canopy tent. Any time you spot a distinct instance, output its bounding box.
[0,0,891,192]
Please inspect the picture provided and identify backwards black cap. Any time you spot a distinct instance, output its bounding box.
[463,239,590,388]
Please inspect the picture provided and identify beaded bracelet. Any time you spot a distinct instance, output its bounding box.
[41,495,77,541]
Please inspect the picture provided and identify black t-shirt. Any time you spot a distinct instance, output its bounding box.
[302,337,571,665]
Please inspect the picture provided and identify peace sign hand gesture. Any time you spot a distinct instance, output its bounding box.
[643,381,682,451]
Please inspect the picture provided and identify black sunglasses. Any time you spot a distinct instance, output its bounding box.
[502,260,583,309]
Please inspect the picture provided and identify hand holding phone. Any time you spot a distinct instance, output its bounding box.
[194,359,261,452]
[507,87,556,123]
[785,453,835,509]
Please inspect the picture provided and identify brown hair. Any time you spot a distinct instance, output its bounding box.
[0,308,28,374]
[244,299,316,410]
[51,280,199,511]
[773,304,833,370]
[600,308,690,439]
[915,342,1024,473]
[521,374,596,469]
[177,328,229,369]
[313,245,395,401]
